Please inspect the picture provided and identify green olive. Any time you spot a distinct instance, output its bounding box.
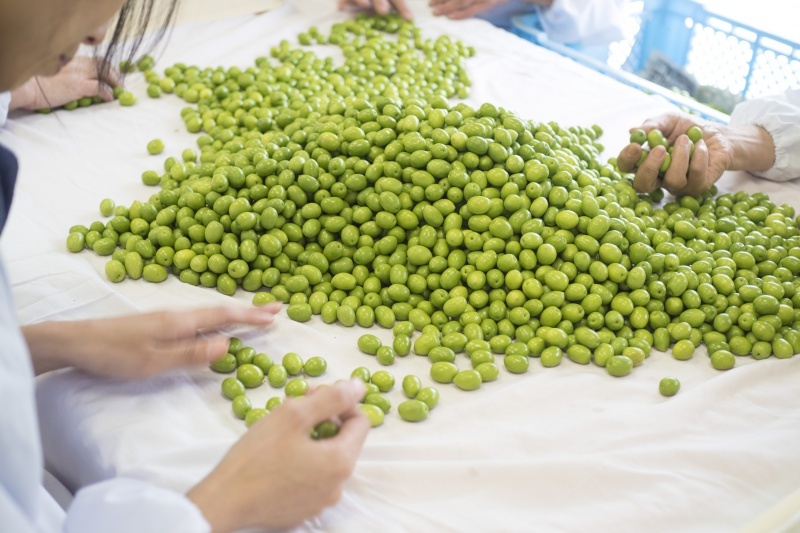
[245,407,268,427]
[402,375,422,398]
[237,364,264,388]
[359,403,385,427]
[221,377,246,400]
[285,378,309,397]
[606,355,633,377]
[364,393,391,413]
[371,370,395,392]
[267,364,288,388]
[453,369,482,391]
[303,356,327,377]
[232,395,251,419]
[430,361,459,383]
[358,334,381,355]
[503,354,529,374]
[398,400,429,422]
[659,376,680,396]
[282,353,304,376]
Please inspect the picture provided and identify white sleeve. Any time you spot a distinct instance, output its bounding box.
[728,90,800,182]
[0,91,10,128]
[539,0,627,46]
[64,478,211,533]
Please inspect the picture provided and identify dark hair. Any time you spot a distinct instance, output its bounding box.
[99,0,181,84]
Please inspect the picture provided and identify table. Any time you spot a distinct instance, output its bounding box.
[3,1,800,531]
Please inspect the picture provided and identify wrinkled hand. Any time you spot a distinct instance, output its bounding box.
[188,380,370,532]
[23,303,281,378]
[616,112,734,197]
[338,0,413,19]
[9,56,122,111]
[429,0,510,19]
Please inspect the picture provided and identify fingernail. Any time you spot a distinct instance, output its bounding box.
[651,145,666,158]
[349,378,366,397]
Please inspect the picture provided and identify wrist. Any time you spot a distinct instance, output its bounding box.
[22,320,95,375]
[9,78,36,110]
[722,123,776,174]
[187,474,249,533]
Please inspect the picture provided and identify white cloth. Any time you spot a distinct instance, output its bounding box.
[479,0,626,45]
[0,91,10,128]
[2,1,800,532]
[729,89,800,182]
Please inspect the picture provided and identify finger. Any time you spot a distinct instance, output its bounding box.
[616,143,642,173]
[634,145,667,193]
[433,0,473,15]
[448,2,492,18]
[640,113,695,142]
[191,304,281,331]
[296,380,366,428]
[663,117,700,145]
[103,64,123,87]
[80,80,112,101]
[632,167,661,194]
[329,406,371,463]
[662,135,692,193]
[69,56,99,77]
[96,83,114,102]
[684,138,711,196]
[640,113,677,133]
[390,0,414,19]
[374,0,391,14]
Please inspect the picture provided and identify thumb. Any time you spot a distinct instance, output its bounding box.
[180,334,230,367]
[616,142,643,173]
[295,380,366,429]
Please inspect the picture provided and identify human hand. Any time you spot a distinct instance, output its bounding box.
[23,303,281,378]
[338,0,414,20]
[188,379,370,532]
[616,112,734,197]
[429,0,510,19]
[9,56,122,111]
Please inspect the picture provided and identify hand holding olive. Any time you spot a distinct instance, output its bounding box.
[9,56,122,111]
[187,379,369,532]
[617,112,735,197]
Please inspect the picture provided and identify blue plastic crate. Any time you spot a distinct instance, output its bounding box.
[511,0,800,119]
[625,0,800,100]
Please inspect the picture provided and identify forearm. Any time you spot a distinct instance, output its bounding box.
[722,124,776,174]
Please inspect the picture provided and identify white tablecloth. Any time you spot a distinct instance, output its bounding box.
[2,1,800,532]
